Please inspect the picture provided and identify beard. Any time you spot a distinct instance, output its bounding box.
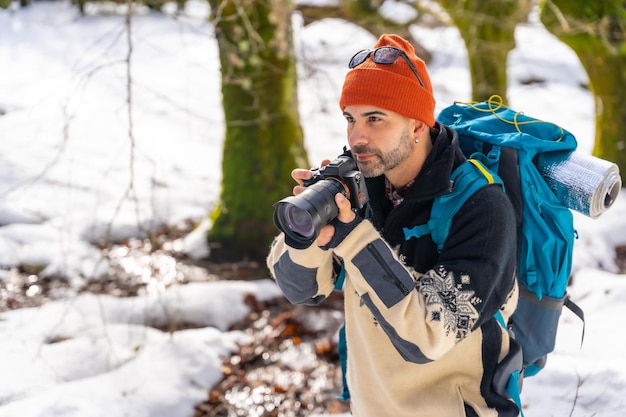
[351,130,413,178]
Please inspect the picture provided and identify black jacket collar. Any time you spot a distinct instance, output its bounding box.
[363,123,462,228]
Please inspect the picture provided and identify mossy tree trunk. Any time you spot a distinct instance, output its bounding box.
[438,0,529,102]
[540,0,626,174]
[208,0,308,262]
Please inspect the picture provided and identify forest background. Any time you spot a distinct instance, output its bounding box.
[1,0,626,416]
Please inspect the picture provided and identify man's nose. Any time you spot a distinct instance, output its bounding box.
[348,124,367,147]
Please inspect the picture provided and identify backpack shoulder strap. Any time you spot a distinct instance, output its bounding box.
[403,159,503,251]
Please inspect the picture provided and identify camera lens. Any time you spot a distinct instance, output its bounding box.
[282,205,315,238]
[273,179,345,249]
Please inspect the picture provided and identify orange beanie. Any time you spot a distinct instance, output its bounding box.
[339,34,436,127]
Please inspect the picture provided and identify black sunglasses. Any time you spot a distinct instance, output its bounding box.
[348,46,425,88]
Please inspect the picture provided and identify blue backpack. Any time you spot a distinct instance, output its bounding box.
[433,98,584,410]
[335,98,584,411]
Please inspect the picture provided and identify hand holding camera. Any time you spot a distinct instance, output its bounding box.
[273,149,369,249]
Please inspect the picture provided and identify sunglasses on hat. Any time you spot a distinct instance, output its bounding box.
[348,46,426,88]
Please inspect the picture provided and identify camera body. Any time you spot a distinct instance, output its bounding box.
[273,150,369,249]
[303,154,369,210]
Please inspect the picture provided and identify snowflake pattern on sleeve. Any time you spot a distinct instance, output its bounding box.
[417,265,481,340]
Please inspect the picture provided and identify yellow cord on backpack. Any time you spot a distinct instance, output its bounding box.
[455,95,565,141]
[468,159,495,184]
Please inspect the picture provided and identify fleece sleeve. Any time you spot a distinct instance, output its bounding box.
[333,185,518,363]
[266,233,338,305]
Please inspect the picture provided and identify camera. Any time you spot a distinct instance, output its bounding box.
[273,149,369,249]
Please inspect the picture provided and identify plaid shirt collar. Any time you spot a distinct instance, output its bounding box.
[385,177,415,208]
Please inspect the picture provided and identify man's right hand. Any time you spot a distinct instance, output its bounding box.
[291,159,331,196]
[291,168,312,196]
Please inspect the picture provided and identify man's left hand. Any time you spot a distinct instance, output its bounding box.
[317,193,361,249]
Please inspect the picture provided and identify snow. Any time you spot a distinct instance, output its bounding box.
[1,1,626,416]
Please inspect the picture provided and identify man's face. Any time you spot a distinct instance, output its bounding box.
[343,105,414,178]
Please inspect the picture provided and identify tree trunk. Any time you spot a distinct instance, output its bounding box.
[540,0,626,174]
[439,0,529,102]
[208,0,309,262]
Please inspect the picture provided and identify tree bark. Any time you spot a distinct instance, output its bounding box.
[541,0,626,174]
[208,0,309,262]
[438,0,529,102]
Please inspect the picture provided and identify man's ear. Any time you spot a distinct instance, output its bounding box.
[412,119,429,136]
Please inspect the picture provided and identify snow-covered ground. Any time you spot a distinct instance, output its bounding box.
[1,2,625,416]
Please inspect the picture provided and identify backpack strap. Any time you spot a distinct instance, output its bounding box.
[564,295,585,344]
[494,312,525,416]
[403,159,503,251]
[334,262,351,401]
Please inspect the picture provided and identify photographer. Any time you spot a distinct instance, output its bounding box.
[267,34,519,417]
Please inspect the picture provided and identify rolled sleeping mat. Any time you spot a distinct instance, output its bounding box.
[536,151,622,218]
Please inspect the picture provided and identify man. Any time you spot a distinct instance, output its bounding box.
[267,33,519,417]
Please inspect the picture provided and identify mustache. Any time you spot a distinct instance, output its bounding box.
[351,145,381,157]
